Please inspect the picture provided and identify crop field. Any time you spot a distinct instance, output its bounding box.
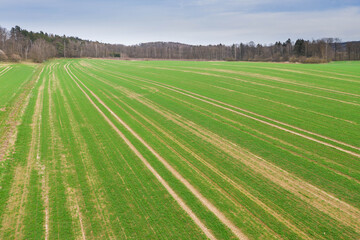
[0,59,359,239]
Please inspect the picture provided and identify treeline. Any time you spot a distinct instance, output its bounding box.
[0,25,359,63]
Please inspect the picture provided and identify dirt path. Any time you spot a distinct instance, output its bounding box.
[65,64,245,240]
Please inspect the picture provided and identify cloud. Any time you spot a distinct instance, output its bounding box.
[0,1,359,45]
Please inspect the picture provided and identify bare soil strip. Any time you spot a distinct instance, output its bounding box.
[101,70,360,157]
[65,64,244,240]
[0,66,12,77]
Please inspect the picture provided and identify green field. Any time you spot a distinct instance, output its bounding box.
[0,59,359,239]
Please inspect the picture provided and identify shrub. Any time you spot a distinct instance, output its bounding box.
[9,54,21,62]
[0,50,7,61]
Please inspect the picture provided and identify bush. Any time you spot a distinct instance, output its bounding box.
[289,56,330,64]
[0,50,7,61]
[301,57,330,64]
[9,54,21,62]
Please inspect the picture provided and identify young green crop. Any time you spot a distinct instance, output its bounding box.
[0,59,359,239]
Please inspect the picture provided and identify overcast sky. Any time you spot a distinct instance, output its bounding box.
[0,0,359,45]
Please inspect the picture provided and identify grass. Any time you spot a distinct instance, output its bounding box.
[0,59,359,239]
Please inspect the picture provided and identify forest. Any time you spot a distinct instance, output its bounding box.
[0,25,359,62]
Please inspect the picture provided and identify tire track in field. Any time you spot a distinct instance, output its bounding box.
[83,62,360,151]
[52,68,90,240]
[90,67,360,157]
[46,63,86,240]
[158,89,360,183]
[302,68,360,80]
[40,63,56,240]
[117,63,360,106]
[99,87,315,240]
[258,66,360,84]
[100,60,360,106]
[76,61,360,233]
[209,84,357,125]
[76,65,284,237]
[120,91,360,233]
[55,67,118,240]
[63,63,172,238]
[59,74,157,238]
[208,63,360,83]
[96,60,360,106]
[77,63,360,188]
[79,64,360,234]
[0,65,45,239]
[79,62,357,126]
[180,66,360,97]
[65,64,245,240]
[0,66,12,77]
[66,63,222,239]
[0,68,41,162]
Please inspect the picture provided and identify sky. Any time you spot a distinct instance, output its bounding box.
[0,0,360,45]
